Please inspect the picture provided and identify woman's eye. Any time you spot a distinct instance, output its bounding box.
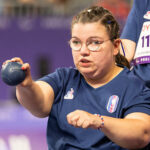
[94,41,100,44]
[90,40,102,45]
[73,41,80,45]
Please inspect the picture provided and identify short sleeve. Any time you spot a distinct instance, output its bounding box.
[123,85,150,117]
[38,68,65,101]
[120,0,139,43]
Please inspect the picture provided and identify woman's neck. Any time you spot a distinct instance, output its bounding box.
[84,65,123,88]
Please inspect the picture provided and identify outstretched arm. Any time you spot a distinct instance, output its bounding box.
[6,57,54,118]
[16,80,54,118]
[67,110,150,149]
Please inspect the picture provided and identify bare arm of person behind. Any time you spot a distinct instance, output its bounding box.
[120,39,136,63]
[12,57,54,118]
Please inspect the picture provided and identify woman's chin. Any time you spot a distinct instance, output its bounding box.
[79,67,95,76]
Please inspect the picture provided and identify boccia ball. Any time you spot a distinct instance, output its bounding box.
[1,61,26,86]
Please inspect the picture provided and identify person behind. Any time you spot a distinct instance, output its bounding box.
[120,0,150,87]
[3,6,150,150]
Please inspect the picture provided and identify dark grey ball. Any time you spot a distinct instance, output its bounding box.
[1,62,26,86]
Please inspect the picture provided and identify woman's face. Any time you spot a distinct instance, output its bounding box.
[71,22,119,79]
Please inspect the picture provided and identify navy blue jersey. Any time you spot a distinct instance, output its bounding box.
[121,0,150,87]
[39,67,150,150]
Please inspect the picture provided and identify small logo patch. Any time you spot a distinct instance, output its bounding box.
[144,11,150,20]
[107,95,119,113]
[64,88,74,99]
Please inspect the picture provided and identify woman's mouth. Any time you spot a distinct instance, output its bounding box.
[79,59,91,67]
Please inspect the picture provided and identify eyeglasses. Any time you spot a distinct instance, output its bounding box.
[69,37,112,52]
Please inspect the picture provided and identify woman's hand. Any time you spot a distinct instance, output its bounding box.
[3,57,33,87]
[67,110,101,129]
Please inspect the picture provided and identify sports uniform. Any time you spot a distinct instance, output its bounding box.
[39,67,150,150]
[121,0,150,87]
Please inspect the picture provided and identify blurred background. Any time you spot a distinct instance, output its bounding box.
[0,0,132,150]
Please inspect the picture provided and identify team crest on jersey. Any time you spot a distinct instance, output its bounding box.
[144,11,150,20]
[64,88,74,99]
[106,95,119,113]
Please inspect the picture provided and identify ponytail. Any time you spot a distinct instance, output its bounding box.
[115,53,130,68]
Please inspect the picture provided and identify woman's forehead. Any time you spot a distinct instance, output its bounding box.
[71,22,109,39]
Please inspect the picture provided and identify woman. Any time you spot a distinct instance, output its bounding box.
[4,6,150,150]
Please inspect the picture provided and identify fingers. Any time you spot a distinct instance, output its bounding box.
[2,57,30,72]
[67,113,80,127]
[67,110,102,129]
[2,57,24,71]
[18,63,33,87]
[2,57,33,87]
[11,57,24,64]
[21,63,30,72]
[81,120,90,129]
[3,57,23,66]
[67,110,92,129]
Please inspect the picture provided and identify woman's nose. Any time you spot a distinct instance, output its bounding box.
[80,43,90,56]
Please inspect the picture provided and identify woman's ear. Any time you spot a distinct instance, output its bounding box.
[113,39,121,55]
